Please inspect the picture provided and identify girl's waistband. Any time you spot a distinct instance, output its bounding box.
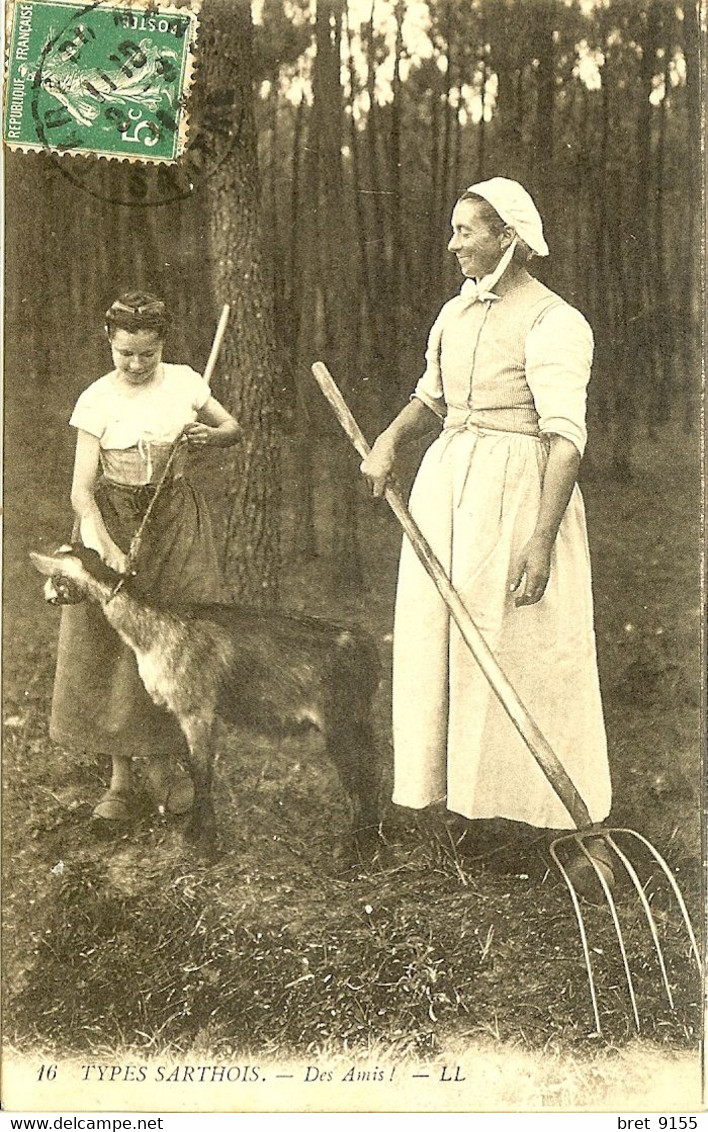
[100,474,183,493]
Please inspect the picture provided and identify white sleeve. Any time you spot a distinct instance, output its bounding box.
[526,304,594,457]
[69,383,105,439]
[410,309,446,419]
[181,365,211,409]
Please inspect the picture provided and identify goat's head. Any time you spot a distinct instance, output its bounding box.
[30,544,124,605]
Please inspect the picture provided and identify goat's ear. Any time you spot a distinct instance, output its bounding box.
[29,551,56,576]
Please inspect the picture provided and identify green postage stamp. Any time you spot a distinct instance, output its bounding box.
[4,0,200,162]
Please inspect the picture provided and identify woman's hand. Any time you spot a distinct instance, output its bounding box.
[359,399,437,498]
[360,437,397,499]
[510,535,552,607]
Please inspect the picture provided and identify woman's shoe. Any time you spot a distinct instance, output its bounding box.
[93,789,134,821]
[564,836,616,905]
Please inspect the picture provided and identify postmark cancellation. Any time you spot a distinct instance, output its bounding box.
[4,0,201,163]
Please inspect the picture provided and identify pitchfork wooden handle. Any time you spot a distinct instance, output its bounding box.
[311,360,594,832]
[203,303,230,387]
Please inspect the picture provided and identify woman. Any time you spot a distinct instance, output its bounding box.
[49,292,241,820]
[361,179,612,867]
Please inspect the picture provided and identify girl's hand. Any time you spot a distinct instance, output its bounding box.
[510,536,552,607]
[360,437,396,499]
[182,422,216,449]
[80,513,129,574]
[103,544,130,575]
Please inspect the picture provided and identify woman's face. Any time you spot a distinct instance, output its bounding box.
[447,198,506,279]
[110,328,163,385]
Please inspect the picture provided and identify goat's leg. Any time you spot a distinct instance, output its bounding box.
[178,714,218,859]
[93,753,135,820]
[325,715,381,859]
[145,754,195,815]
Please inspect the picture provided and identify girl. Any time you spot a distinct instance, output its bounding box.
[50,291,241,820]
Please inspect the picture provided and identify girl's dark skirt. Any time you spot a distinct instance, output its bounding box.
[50,478,222,758]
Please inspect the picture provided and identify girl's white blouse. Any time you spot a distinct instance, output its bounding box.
[70,364,211,449]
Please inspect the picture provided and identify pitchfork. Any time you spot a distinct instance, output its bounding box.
[311,360,702,1037]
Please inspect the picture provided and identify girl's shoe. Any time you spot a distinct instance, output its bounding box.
[93,789,134,821]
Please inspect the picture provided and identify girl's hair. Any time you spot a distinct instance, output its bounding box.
[105,291,170,339]
[456,192,534,262]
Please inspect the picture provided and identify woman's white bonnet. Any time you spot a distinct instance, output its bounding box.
[465,177,549,257]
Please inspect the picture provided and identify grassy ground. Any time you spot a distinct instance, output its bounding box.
[2,385,703,1108]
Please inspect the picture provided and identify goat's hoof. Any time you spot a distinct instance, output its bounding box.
[92,791,134,822]
[165,776,194,816]
[183,818,219,863]
[145,761,194,815]
[192,835,220,864]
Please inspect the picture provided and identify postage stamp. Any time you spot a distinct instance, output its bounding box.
[3,0,200,162]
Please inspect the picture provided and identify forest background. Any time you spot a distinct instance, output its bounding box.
[2,0,704,1101]
[6,0,703,600]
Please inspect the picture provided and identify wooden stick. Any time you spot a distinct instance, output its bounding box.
[311,360,593,831]
[203,303,230,387]
[112,305,232,596]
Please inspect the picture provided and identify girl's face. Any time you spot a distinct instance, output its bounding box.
[110,328,163,385]
[447,198,506,279]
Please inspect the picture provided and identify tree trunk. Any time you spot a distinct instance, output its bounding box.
[477,48,487,179]
[268,67,286,328]
[531,0,555,224]
[428,84,443,309]
[317,0,364,594]
[592,32,612,429]
[365,0,393,403]
[346,27,384,396]
[201,0,281,605]
[291,62,321,565]
[653,37,674,424]
[388,0,404,406]
[681,0,701,431]
[609,174,633,480]
[440,1,454,240]
[632,0,660,432]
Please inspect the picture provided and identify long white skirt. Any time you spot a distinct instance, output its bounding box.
[392,426,612,829]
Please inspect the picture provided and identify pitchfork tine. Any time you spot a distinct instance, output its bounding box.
[549,839,602,1034]
[611,829,702,973]
[604,834,674,1010]
[576,836,642,1032]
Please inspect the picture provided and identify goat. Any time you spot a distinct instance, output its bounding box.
[30,545,382,861]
